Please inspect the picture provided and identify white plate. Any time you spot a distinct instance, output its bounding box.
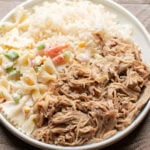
[0,0,150,150]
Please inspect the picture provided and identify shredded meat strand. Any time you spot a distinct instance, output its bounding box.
[32,33,150,146]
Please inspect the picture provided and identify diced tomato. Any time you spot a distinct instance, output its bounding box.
[45,44,69,57]
[52,54,65,65]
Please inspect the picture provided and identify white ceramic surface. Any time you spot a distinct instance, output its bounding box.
[0,0,150,150]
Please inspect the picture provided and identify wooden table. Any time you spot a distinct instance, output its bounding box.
[0,0,150,150]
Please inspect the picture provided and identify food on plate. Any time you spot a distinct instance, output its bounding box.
[0,0,150,146]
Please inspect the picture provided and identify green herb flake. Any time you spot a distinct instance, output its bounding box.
[13,93,22,104]
[37,42,46,50]
[9,69,20,76]
[4,51,19,61]
[5,66,15,73]
[63,51,71,59]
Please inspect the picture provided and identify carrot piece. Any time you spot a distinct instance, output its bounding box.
[45,44,68,57]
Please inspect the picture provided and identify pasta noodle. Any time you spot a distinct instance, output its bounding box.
[0,77,12,102]
[0,96,36,134]
[37,57,58,83]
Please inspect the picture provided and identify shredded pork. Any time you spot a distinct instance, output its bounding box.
[32,34,150,146]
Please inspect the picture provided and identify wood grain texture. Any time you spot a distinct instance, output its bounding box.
[0,0,150,150]
[0,0,24,19]
[118,4,150,32]
[114,0,150,4]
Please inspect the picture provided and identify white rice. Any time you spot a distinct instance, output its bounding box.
[6,0,132,54]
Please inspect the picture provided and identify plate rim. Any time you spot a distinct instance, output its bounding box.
[0,0,150,150]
